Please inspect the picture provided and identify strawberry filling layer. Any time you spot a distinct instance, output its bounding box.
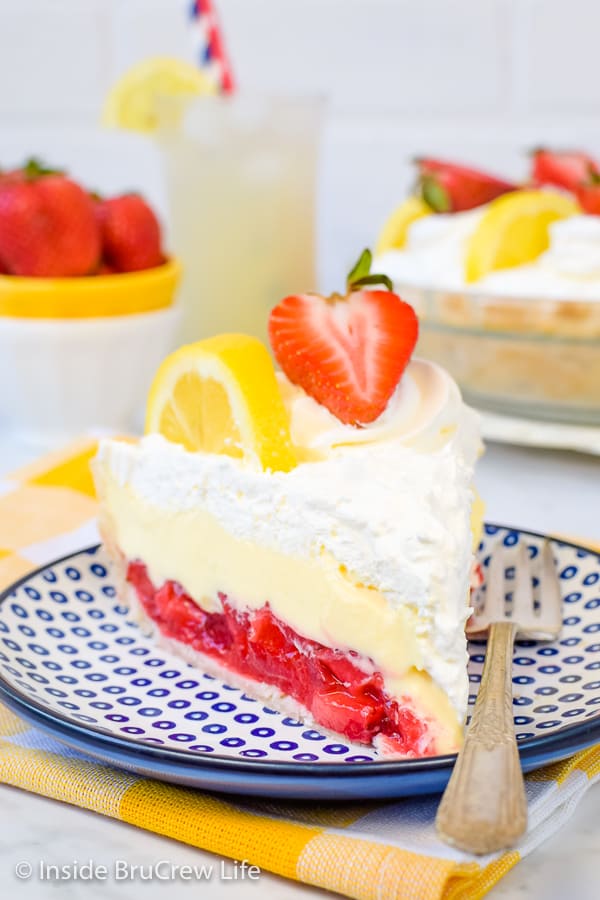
[127,560,434,754]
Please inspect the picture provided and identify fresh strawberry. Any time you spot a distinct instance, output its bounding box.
[416,158,516,212]
[530,149,599,192]
[97,194,163,272]
[576,179,600,214]
[0,165,28,187]
[0,161,100,277]
[268,250,418,425]
[97,260,117,275]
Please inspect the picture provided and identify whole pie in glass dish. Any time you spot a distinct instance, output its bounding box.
[374,152,600,425]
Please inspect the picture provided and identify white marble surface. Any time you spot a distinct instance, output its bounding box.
[0,436,599,899]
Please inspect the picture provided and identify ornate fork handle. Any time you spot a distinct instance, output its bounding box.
[436,620,528,855]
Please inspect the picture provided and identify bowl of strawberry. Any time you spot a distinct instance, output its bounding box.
[0,159,180,442]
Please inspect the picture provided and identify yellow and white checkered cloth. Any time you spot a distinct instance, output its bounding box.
[0,439,598,900]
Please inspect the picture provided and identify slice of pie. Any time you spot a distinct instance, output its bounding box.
[93,253,481,757]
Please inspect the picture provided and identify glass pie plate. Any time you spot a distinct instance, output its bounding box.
[397,283,600,425]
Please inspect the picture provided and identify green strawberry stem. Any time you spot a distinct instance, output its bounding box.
[420,174,450,212]
[346,248,393,292]
[22,157,64,180]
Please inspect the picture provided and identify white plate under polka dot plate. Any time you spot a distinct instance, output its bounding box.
[0,524,599,799]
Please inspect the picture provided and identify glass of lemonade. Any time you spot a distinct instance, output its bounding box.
[158,96,322,346]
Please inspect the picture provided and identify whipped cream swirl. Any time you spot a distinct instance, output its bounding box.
[375,209,600,301]
[278,358,481,462]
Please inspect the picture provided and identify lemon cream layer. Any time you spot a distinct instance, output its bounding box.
[376,212,600,300]
[94,361,480,747]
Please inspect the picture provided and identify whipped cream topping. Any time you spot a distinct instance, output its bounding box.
[479,216,600,299]
[375,209,600,300]
[543,216,600,278]
[278,358,481,459]
[96,368,481,718]
[375,210,483,291]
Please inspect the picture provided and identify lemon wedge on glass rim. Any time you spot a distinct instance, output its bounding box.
[145,334,298,473]
[464,190,579,283]
[102,57,216,133]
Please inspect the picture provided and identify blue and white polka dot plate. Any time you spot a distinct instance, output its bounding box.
[0,523,599,799]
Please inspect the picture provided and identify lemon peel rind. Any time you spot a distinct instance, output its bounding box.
[145,335,298,474]
[464,190,580,284]
[376,196,431,255]
[102,56,216,133]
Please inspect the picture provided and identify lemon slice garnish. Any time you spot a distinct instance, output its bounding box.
[464,190,579,283]
[102,57,216,133]
[145,334,297,473]
[376,196,431,254]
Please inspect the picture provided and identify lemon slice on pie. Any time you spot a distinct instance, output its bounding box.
[376,196,431,254]
[145,334,298,473]
[464,190,579,283]
[102,57,216,133]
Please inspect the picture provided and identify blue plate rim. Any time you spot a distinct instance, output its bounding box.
[1,679,599,798]
[0,522,598,779]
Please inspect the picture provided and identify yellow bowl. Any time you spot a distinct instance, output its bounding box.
[0,258,181,319]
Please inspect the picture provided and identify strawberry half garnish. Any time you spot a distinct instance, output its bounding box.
[416,158,516,213]
[530,148,599,192]
[575,177,600,215]
[268,250,418,426]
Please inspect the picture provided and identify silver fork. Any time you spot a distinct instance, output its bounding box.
[435,540,563,855]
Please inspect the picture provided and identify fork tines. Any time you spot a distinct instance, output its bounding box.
[469,539,562,641]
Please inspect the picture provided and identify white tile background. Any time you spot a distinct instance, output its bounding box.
[0,0,599,287]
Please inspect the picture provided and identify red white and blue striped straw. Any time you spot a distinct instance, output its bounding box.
[189,0,235,94]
